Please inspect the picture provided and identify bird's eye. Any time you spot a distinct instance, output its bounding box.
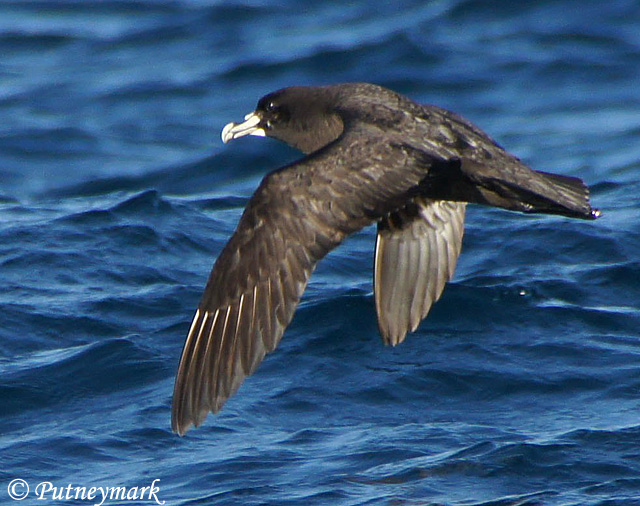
[265,101,277,113]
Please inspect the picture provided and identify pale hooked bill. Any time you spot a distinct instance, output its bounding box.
[221,112,266,143]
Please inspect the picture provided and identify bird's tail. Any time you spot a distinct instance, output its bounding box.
[523,170,600,220]
[424,156,600,220]
[462,165,601,220]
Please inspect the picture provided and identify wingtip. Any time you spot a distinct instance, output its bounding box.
[174,427,188,437]
[171,422,187,437]
[171,412,191,436]
[379,326,408,347]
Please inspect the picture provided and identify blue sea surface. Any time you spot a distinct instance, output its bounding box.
[1,0,640,505]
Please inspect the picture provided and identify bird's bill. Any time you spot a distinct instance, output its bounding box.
[221,112,266,143]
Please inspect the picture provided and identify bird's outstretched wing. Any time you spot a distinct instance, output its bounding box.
[374,198,466,345]
[171,173,338,435]
[171,131,449,434]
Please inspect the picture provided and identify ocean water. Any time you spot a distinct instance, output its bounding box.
[1,0,639,505]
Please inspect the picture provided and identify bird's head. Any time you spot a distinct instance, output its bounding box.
[221,86,344,154]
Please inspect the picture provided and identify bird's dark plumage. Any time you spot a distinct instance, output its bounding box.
[172,83,599,435]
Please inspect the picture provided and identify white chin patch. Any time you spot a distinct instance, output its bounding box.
[221,112,266,143]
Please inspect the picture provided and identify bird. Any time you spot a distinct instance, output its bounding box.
[171,82,599,435]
